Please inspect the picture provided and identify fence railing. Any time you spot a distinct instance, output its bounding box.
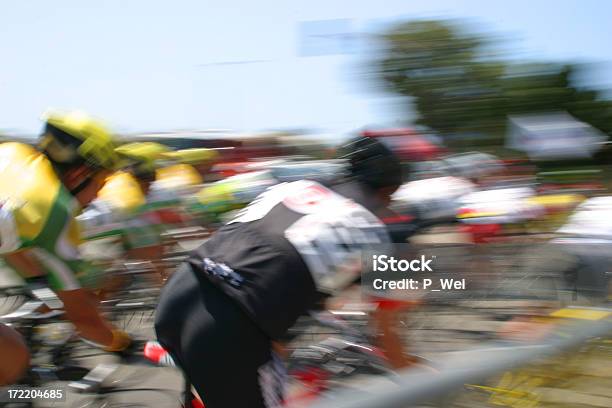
[309,312,612,408]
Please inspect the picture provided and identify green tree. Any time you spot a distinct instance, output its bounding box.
[377,20,507,140]
[374,19,612,145]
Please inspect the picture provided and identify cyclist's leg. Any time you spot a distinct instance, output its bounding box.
[0,323,29,385]
[55,289,119,347]
[123,219,167,285]
[370,297,424,369]
[155,263,283,408]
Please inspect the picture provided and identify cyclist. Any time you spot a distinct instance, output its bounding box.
[80,143,159,236]
[111,142,169,200]
[82,142,168,248]
[79,142,171,288]
[161,147,218,180]
[188,169,278,226]
[154,136,404,408]
[494,195,612,341]
[145,148,218,225]
[544,195,612,303]
[0,110,131,385]
[153,148,218,194]
[82,145,219,247]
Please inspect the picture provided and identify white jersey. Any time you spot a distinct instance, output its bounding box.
[391,176,476,220]
[458,187,544,224]
[557,196,612,241]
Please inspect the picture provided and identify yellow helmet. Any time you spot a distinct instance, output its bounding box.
[161,148,218,165]
[40,110,119,170]
[115,142,169,180]
[116,142,169,160]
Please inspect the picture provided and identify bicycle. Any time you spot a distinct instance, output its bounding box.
[0,282,90,407]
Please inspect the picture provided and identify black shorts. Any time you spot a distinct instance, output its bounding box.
[154,263,286,408]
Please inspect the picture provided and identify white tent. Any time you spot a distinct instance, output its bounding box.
[506,112,608,160]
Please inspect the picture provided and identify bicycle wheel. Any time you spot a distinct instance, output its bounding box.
[0,286,28,316]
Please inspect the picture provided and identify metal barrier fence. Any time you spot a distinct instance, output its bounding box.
[310,313,612,408]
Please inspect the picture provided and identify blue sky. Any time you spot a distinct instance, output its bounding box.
[1,0,611,137]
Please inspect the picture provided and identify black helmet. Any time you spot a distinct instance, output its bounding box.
[336,136,403,191]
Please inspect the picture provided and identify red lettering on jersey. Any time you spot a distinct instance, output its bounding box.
[284,183,333,213]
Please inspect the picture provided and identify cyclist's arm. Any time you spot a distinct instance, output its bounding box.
[32,220,129,350]
[3,250,47,280]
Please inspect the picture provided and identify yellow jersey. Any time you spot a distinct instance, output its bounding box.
[96,171,146,213]
[0,143,88,290]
